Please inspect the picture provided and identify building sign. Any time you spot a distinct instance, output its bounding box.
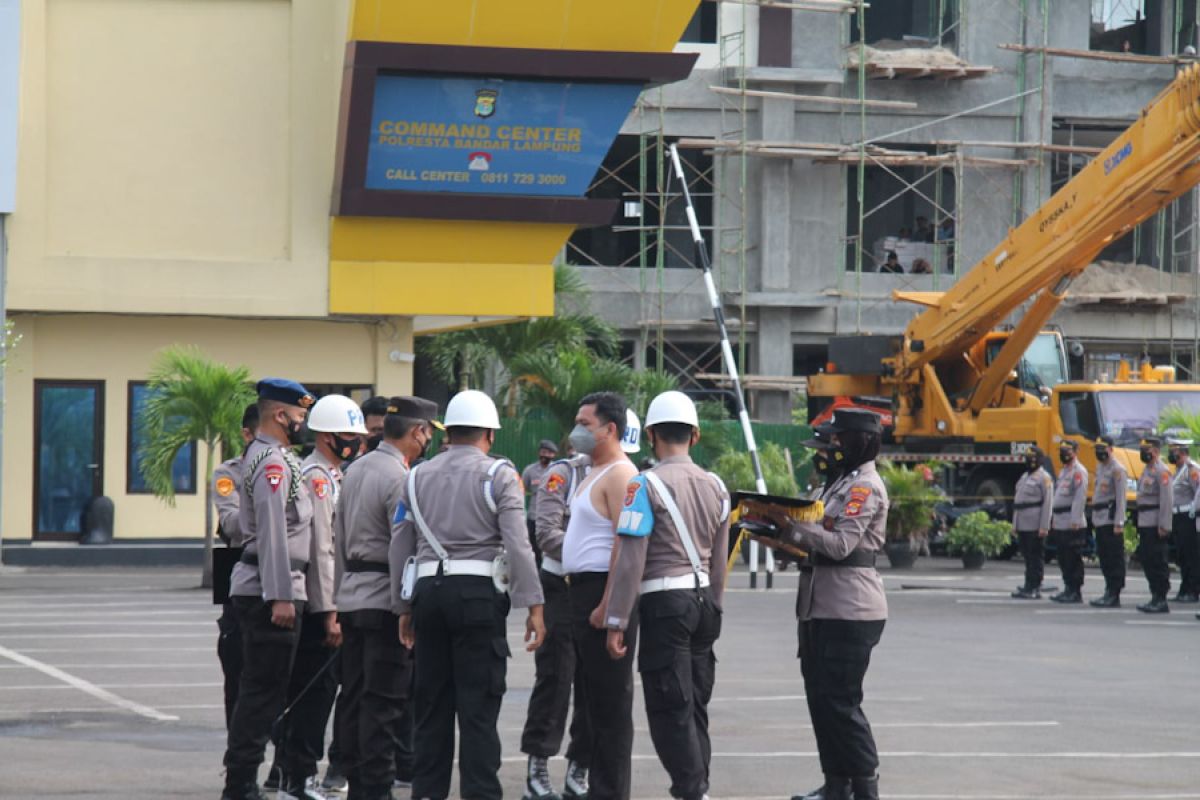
[364,75,641,197]
[0,0,18,212]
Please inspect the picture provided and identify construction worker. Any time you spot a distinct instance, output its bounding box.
[333,396,439,800]
[560,392,639,800]
[1010,447,1054,600]
[1167,436,1200,604]
[760,408,888,800]
[605,392,730,800]
[1049,440,1088,604]
[1135,436,1173,614]
[1089,436,1128,608]
[391,390,546,800]
[214,403,259,730]
[265,395,367,798]
[221,378,315,800]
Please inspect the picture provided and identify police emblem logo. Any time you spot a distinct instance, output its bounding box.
[264,463,285,493]
[624,481,640,507]
[474,88,498,118]
[312,477,329,499]
[215,477,235,497]
[545,473,566,494]
[298,394,316,409]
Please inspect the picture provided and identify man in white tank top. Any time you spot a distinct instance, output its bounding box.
[561,392,639,800]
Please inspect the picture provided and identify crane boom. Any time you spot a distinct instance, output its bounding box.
[887,64,1200,411]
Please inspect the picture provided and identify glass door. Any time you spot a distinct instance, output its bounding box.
[34,381,104,540]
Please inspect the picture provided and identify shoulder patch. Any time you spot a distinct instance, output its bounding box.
[616,475,654,537]
[545,473,566,494]
[215,476,235,497]
[845,485,872,517]
[311,476,330,499]
[392,499,409,525]
[264,463,285,493]
[1073,472,1082,486]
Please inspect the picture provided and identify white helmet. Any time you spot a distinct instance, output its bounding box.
[645,390,699,429]
[622,409,642,454]
[307,394,369,434]
[444,389,502,430]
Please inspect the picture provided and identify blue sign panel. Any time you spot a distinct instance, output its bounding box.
[365,75,641,197]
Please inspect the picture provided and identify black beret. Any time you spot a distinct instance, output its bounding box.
[829,409,883,435]
[256,378,315,409]
[538,439,559,453]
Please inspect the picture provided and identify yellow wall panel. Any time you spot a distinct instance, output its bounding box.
[330,217,571,265]
[330,260,554,317]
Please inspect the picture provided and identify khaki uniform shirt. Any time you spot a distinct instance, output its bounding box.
[533,455,592,561]
[606,455,731,630]
[1013,468,1054,533]
[229,434,313,602]
[522,460,551,520]
[1091,459,1128,528]
[1171,457,1200,514]
[1051,460,1088,530]
[301,450,342,614]
[1136,460,1172,530]
[334,442,408,614]
[389,445,544,614]
[785,460,888,622]
[213,458,244,547]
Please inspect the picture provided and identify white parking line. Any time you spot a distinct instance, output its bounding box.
[501,750,1200,763]
[12,646,213,654]
[0,681,221,691]
[0,663,211,669]
[709,694,924,703]
[0,609,215,619]
[0,645,178,722]
[752,721,1060,730]
[0,620,214,628]
[0,633,213,639]
[1125,620,1198,627]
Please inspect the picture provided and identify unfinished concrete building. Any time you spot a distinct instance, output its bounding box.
[571,0,1200,422]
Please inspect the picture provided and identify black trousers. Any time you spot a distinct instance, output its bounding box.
[1052,529,1086,592]
[1016,530,1044,591]
[521,570,590,764]
[217,601,244,730]
[569,572,638,800]
[277,612,339,783]
[338,609,412,796]
[1172,512,1200,594]
[412,575,511,800]
[800,618,886,779]
[637,588,721,800]
[394,674,416,781]
[223,596,304,786]
[1138,527,1172,599]
[1094,525,1126,594]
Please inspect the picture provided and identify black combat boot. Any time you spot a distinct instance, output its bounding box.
[1137,596,1170,613]
[1011,586,1040,599]
[1089,592,1120,608]
[1052,589,1082,604]
[791,776,852,800]
[851,774,880,800]
[220,781,268,800]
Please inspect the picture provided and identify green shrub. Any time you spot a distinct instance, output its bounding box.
[944,511,1012,557]
[709,442,800,496]
[878,461,942,542]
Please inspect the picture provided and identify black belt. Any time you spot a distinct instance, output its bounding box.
[1052,506,1073,513]
[1013,502,1042,509]
[812,551,877,568]
[565,571,608,586]
[345,559,389,574]
[1089,500,1116,512]
[240,552,309,573]
[1136,504,1158,511]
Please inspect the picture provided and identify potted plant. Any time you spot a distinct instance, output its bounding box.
[878,462,942,568]
[944,511,1012,569]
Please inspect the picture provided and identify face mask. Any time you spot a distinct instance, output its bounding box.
[331,434,359,461]
[569,424,597,456]
[285,418,307,447]
[1167,451,1179,465]
[1026,458,1040,471]
[1140,449,1153,464]
[539,455,552,467]
[1096,449,1110,463]
[366,434,383,453]
[1060,449,1073,463]
[812,452,829,476]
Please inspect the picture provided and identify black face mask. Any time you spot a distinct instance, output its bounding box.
[1026,458,1040,471]
[1096,448,1110,463]
[331,434,360,461]
[1060,449,1074,463]
[1140,449,1153,464]
[1168,451,1182,465]
[366,434,383,453]
[539,456,552,467]
[285,418,307,447]
[812,452,830,476]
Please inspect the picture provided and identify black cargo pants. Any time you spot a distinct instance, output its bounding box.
[1093,524,1126,594]
[216,601,244,730]
[1139,527,1171,599]
[1016,530,1044,590]
[1172,511,1200,595]
[276,612,339,784]
[1052,528,1087,592]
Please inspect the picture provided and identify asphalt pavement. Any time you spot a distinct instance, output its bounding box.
[0,559,1196,799]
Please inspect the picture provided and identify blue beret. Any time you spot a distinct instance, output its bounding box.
[256,378,315,409]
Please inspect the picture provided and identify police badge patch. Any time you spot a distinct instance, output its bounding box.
[475,88,498,118]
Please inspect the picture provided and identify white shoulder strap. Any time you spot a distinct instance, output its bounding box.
[707,471,731,522]
[643,471,703,576]
[483,459,507,514]
[406,465,449,562]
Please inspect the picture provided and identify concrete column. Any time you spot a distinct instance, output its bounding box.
[755,97,795,422]
[372,316,415,396]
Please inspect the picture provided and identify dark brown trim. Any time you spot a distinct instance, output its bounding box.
[348,41,697,86]
[336,190,617,227]
[332,62,377,212]
[126,381,198,497]
[758,7,793,68]
[33,380,105,541]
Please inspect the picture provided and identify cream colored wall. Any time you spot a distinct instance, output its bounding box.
[1,313,413,541]
[8,0,350,316]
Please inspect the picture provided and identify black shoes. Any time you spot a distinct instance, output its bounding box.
[1050,590,1082,604]
[1011,587,1041,599]
[1172,592,1199,603]
[851,775,880,800]
[792,777,852,800]
[220,783,268,800]
[1089,593,1121,608]
[321,763,348,794]
[1137,597,1170,613]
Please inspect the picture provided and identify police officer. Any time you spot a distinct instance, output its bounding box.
[269,395,367,798]
[221,379,315,800]
[1049,440,1088,604]
[763,408,888,800]
[1089,436,1128,608]
[1135,436,1173,613]
[1010,447,1054,600]
[524,439,560,557]
[333,396,438,800]
[214,403,259,730]
[390,390,546,800]
[1166,436,1200,604]
[519,434,600,800]
[605,392,730,800]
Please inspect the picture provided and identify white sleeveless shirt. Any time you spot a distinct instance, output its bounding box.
[561,462,621,574]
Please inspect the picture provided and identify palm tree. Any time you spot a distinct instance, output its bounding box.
[137,346,256,588]
[1159,405,1200,445]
